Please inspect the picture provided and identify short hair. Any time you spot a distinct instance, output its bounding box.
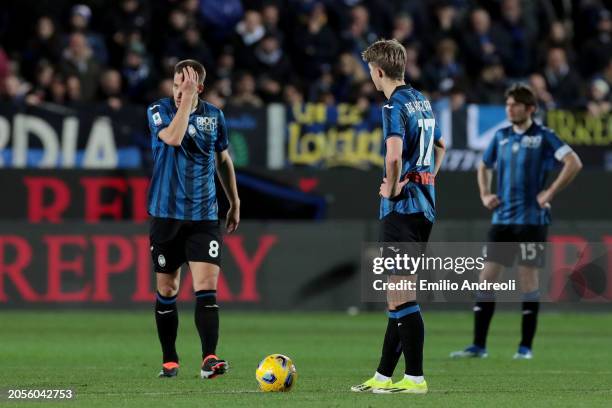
[505,83,536,106]
[361,39,406,81]
[174,59,206,84]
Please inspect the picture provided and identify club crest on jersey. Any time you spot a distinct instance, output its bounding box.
[197,116,217,133]
[188,124,197,136]
[512,142,520,153]
[521,135,542,149]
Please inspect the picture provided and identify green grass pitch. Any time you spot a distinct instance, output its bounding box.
[1,310,611,407]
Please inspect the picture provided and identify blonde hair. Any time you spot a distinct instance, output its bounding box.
[361,39,406,81]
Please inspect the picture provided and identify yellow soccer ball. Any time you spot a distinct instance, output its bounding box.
[255,354,297,392]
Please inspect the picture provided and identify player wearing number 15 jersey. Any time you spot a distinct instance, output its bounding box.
[351,39,446,395]
[146,59,240,379]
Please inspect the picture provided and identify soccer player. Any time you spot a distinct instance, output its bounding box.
[450,84,582,360]
[351,39,446,394]
[146,59,240,378]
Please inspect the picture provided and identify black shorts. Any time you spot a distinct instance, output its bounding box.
[379,212,433,269]
[150,217,222,273]
[485,224,548,267]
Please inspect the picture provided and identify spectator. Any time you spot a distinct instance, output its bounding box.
[0,74,28,104]
[543,47,582,108]
[427,1,461,49]
[25,61,55,105]
[68,4,108,65]
[59,32,101,101]
[205,88,226,109]
[585,78,611,116]
[198,0,243,42]
[254,34,292,103]
[462,8,510,77]
[121,41,154,104]
[48,74,68,105]
[98,69,125,111]
[497,0,535,77]
[23,16,63,80]
[108,0,151,66]
[163,9,190,67]
[392,14,418,47]
[233,10,266,72]
[341,5,378,55]
[404,44,423,90]
[229,71,263,108]
[292,2,338,80]
[283,83,304,106]
[331,52,367,102]
[537,21,575,68]
[422,38,465,98]
[66,75,82,104]
[261,2,283,42]
[581,9,612,77]
[468,60,507,104]
[529,73,556,113]
[177,25,214,69]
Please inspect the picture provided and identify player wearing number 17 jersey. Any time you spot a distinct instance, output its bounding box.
[147,59,240,379]
[351,39,446,395]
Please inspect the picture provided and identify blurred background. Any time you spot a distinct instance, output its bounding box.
[0,0,611,310]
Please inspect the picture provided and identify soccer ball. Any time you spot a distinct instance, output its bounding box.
[255,354,297,392]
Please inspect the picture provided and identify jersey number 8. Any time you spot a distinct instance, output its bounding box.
[209,240,219,258]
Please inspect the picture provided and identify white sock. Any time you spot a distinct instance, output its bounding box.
[404,374,424,384]
[374,372,391,382]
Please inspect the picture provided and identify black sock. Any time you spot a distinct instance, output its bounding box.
[520,300,540,349]
[376,312,402,377]
[155,291,179,363]
[395,302,424,376]
[473,291,496,349]
[194,290,219,359]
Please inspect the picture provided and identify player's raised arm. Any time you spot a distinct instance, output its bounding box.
[159,67,199,146]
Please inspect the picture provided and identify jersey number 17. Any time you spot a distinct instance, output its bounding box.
[416,118,436,166]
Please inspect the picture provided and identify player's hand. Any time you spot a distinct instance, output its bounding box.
[225,205,240,233]
[481,193,501,210]
[537,189,553,209]
[179,67,198,98]
[379,177,408,199]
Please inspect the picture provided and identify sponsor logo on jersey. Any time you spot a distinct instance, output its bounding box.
[521,135,542,149]
[197,116,217,133]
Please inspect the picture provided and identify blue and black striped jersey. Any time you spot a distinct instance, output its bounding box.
[482,122,572,225]
[380,84,442,222]
[146,97,229,221]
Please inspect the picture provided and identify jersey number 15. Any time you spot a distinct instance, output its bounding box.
[416,118,436,166]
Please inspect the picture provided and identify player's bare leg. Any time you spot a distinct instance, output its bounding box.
[515,266,540,359]
[156,268,181,377]
[451,262,504,358]
[190,261,228,378]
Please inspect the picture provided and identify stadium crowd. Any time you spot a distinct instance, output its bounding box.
[0,0,611,115]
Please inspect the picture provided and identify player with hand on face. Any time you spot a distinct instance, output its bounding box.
[146,59,240,379]
[450,84,582,360]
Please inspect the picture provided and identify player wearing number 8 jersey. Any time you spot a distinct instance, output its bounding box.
[146,59,240,379]
[351,39,446,395]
